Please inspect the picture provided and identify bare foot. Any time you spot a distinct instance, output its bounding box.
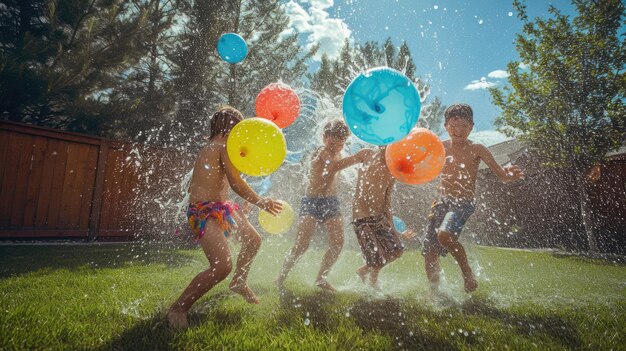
[464,276,478,293]
[167,309,189,329]
[356,267,369,284]
[315,279,337,292]
[229,281,260,304]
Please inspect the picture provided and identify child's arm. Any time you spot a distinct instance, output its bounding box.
[328,148,373,173]
[220,148,282,215]
[475,144,524,182]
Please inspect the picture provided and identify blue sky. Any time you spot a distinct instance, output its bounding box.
[283,0,577,142]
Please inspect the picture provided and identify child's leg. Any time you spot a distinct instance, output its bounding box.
[369,266,381,290]
[276,216,318,288]
[356,265,370,283]
[168,220,232,328]
[437,231,477,292]
[229,211,261,304]
[424,248,441,293]
[316,216,344,291]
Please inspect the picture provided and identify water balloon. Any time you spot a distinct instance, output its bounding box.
[393,216,407,232]
[342,67,421,145]
[217,33,248,64]
[258,200,294,235]
[256,83,301,128]
[385,128,445,184]
[226,118,286,176]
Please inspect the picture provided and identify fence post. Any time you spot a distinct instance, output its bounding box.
[88,140,109,241]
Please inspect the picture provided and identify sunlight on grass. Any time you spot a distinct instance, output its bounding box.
[1,238,624,350]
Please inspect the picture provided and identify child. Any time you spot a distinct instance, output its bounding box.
[352,146,413,289]
[168,106,282,329]
[423,103,523,295]
[276,120,368,292]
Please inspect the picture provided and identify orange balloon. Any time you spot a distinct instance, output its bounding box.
[255,83,300,128]
[385,128,446,185]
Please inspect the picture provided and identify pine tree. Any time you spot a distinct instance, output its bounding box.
[309,38,444,132]
[106,0,181,141]
[418,96,445,135]
[167,0,316,146]
[0,0,150,134]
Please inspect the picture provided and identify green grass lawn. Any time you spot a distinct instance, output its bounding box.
[1,237,624,350]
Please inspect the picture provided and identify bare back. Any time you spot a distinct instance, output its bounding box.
[188,141,230,203]
[352,149,395,219]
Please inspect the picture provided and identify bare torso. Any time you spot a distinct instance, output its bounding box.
[305,148,343,197]
[188,141,230,203]
[439,140,482,200]
[352,149,394,219]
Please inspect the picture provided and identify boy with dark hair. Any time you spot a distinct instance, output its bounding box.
[276,119,368,291]
[423,103,523,295]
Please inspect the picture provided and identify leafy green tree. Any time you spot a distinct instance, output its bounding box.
[490,0,625,251]
[0,0,149,134]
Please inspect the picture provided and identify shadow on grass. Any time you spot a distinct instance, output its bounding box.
[276,289,583,351]
[94,315,178,351]
[460,297,582,349]
[95,292,240,351]
[0,244,193,279]
[350,297,461,351]
[277,289,338,331]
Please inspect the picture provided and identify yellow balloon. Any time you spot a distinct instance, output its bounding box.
[227,118,287,176]
[258,200,294,235]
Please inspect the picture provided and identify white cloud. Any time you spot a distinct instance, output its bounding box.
[518,62,529,70]
[487,70,509,79]
[464,77,497,91]
[282,0,351,61]
[309,0,333,9]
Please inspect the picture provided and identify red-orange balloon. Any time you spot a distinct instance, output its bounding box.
[255,83,300,128]
[385,128,446,185]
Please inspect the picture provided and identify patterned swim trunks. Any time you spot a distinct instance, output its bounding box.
[352,215,404,268]
[186,201,239,243]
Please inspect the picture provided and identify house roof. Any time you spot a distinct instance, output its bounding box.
[479,140,626,170]
[478,139,526,170]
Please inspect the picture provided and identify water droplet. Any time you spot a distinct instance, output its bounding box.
[304,318,310,326]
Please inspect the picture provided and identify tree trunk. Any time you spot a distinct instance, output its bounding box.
[576,171,598,252]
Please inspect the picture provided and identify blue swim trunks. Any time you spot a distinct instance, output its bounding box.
[299,197,341,222]
[422,196,475,257]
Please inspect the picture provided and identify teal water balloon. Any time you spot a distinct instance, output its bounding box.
[342,67,421,145]
[217,33,248,63]
[393,216,407,232]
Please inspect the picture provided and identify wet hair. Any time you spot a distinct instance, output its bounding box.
[323,120,350,140]
[209,105,243,139]
[444,104,474,125]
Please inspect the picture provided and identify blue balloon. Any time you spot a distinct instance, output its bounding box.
[217,33,248,64]
[393,216,407,232]
[342,67,421,145]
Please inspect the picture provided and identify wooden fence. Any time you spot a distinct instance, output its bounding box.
[0,120,186,241]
